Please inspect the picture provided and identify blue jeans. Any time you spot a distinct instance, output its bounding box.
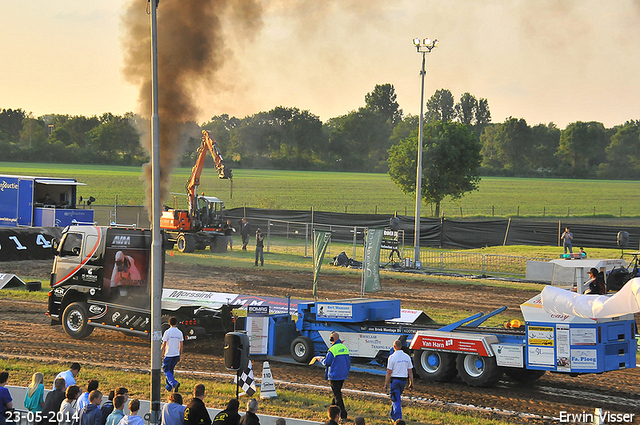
[390,378,406,421]
[163,355,180,390]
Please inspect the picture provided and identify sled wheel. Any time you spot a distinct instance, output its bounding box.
[413,350,457,382]
[456,354,503,387]
[291,336,315,363]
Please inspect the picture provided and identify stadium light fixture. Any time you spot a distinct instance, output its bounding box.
[412,37,438,269]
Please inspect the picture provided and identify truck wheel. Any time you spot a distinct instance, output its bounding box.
[210,236,227,253]
[413,350,457,382]
[456,354,503,387]
[177,235,196,253]
[504,368,545,383]
[62,302,94,339]
[291,336,315,363]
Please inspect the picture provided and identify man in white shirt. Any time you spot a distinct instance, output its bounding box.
[383,340,413,422]
[54,363,81,390]
[161,317,184,392]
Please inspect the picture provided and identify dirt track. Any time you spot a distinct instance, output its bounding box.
[1,260,640,424]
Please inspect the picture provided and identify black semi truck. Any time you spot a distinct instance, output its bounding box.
[47,225,237,340]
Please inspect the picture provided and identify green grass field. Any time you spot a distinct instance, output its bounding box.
[2,162,640,218]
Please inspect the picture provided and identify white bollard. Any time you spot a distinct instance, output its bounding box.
[593,408,603,425]
[260,361,278,399]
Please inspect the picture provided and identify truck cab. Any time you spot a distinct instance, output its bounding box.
[48,225,236,340]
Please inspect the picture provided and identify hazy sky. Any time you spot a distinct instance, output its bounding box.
[2,0,639,129]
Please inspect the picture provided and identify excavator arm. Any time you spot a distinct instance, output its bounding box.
[186,130,233,213]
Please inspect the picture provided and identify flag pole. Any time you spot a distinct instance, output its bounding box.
[361,228,367,297]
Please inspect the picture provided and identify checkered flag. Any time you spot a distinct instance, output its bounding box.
[234,360,256,397]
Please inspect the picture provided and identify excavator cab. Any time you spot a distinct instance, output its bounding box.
[194,196,225,230]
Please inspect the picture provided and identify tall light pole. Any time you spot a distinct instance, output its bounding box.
[412,37,438,269]
[149,1,162,425]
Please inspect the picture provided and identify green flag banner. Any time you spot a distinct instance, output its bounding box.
[312,230,331,297]
[362,227,384,293]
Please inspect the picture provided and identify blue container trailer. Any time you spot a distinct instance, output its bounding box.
[0,174,94,227]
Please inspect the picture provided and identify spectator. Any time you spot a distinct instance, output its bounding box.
[254,229,264,267]
[24,372,45,413]
[59,385,81,425]
[184,384,211,425]
[238,399,259,425]
[162,317,184,392]
[54,363,81,390]
[161,392,185,425]
[78,390,103,425]
[77,380,99,412]
[384,340,414,422]
[324,406,340,425]
[274,420,285,425]
[354,417,365,425]
[0,372,13,425]
[105,396,126,425]
[212,399,240,425]
[100,390,115,425]
[42,378,66,425]
[320,332,350,421]
[116,400,143,425]
[104,388,128,421]
[393,420,406,425]
[240,219,250,251]
[223,220,235,251]
[561,227,573,254]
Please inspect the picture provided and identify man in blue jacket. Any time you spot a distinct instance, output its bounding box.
[321,332,350,422]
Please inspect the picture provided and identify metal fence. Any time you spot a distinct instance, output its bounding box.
[91,205,150,228]
[419,250,545,277]
[87,204,545,277]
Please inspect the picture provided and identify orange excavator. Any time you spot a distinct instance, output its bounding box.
[160,130,233,253]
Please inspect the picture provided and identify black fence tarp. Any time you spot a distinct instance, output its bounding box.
[226,208,640,250]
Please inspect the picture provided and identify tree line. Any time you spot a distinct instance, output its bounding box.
[2,85,639,180]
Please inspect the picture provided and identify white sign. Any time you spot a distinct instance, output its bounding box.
[571,349,598,370]
[528,346,555,367]
[247,316,269,355]
[317,303,353,319]
[318,331,397,358]
[556,324,570,372]
[492,344,524,368]
[570,327,597,345]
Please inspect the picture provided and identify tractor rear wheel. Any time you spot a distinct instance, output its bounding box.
[210,236,228,253]
[177,234,196,253]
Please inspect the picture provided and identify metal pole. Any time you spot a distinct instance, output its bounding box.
[149,2,162,425]
[414,51,426,268]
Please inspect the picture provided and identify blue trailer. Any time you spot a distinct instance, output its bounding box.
[0,174,94,227]
[284,296,636,388]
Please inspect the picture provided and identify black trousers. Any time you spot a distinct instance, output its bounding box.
[330,379,347,419]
